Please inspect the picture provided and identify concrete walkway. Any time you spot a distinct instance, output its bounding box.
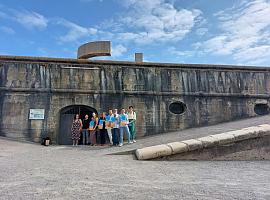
[102,115,270,154]
[1,116,270,200]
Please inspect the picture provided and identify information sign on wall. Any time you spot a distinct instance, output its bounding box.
[29,109,45,120]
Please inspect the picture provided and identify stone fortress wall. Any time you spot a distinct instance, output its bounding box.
[1,55,270,144]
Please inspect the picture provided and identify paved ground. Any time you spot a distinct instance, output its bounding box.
[1,116,270,200]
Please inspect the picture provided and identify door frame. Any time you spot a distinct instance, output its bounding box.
[58,105,98,145]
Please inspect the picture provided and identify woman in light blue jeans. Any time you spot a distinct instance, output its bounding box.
[119,108,131,147]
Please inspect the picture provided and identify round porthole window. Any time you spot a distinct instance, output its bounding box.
[254,104,269,115]
[169,102,187,114]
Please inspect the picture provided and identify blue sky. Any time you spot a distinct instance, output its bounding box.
[0,0,270,66]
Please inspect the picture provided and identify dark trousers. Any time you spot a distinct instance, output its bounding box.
[100,129,107,145]
[82,129,89,145]
[112,128,119,145]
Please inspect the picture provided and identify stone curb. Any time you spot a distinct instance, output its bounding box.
[135,144,172,160]
[181,139,203,151]
[135,124,270,160]
[167,142,188,155]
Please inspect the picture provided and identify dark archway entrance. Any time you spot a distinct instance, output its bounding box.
[58,105,97,145]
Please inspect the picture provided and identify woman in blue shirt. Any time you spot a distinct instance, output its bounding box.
[119,108,131,147]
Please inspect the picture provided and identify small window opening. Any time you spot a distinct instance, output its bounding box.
[254,104,269,115]
[169,102,187,114]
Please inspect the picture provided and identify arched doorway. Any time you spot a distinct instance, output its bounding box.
[58,105,97,145]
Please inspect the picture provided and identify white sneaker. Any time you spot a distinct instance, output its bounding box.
[133,140,136,143]
[129,141,133,144]
[119,143,123,147]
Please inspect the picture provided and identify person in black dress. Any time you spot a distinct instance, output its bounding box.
[98,112,107,146]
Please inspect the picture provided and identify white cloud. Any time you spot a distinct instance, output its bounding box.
[168,47,194,57]
[196,27,208,36]
[12,10,48,29]
[54,0,203,52]
[112,44,127,57]
[56,19,98,43]
[0,7,48,30]
[199,0,270,64]
[115,0,202,44]
[0,26,15,34]
[233,45,270,64]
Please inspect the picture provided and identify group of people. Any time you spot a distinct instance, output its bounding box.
[71,106,137,147]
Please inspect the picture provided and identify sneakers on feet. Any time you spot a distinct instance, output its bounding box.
[119,143,123,147]
[133,140,136,143]
[128,141,133,144]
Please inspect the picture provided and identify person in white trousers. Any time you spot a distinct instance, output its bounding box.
[105,109,113,145]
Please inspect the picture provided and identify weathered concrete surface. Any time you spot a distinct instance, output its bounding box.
[181,139,203,151]
[210,133,235,145]
[197,136,219,148]
[167,142,188,154]
[116,115,270,158]
[135,124,270,160]
[4,115,270,156]
[1,138,270,199]
[166,136,270,161]
[1,55,270,143]
[1,117,270,199]
[135,144,172,160]
[77,41,111,59]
